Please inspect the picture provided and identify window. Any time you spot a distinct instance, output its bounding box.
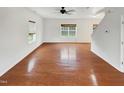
[61,24,77,37]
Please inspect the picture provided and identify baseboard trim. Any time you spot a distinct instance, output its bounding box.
[43,42,90,44]
[91,48,124,73]
[0,42,45,77]
[19,43,45,62]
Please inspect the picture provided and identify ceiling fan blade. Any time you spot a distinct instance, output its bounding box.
[86,7,90,9]
[66,10,75,12]
[65,11,72,15]
[53,11,60,13]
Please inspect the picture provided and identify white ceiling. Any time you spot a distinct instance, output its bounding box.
[29,7,105,19]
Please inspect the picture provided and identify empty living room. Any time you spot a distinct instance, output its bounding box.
[1,7,124,87]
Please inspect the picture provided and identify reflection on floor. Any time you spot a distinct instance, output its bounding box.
[0,43,124,86]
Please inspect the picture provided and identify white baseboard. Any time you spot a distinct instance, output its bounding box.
[91,48,124,73]
[0,43,44,77]
[43,41,90,44]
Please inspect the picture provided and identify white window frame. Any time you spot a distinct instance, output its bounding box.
[60,24,77,38]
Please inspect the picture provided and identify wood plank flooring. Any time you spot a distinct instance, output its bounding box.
[0,43,124,86]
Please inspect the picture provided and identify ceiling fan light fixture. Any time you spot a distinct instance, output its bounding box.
[59,7,75,15]
[60,9,66,14]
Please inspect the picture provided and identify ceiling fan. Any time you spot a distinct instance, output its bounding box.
[59,7,75,15]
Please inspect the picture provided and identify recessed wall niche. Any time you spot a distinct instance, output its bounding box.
[28,20,37,44]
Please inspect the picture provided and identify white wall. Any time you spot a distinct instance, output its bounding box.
[0,8,44,76]
[91,8,124,72]
[44,19,101,43]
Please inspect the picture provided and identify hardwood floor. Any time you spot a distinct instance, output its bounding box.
[0,43,124,86]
